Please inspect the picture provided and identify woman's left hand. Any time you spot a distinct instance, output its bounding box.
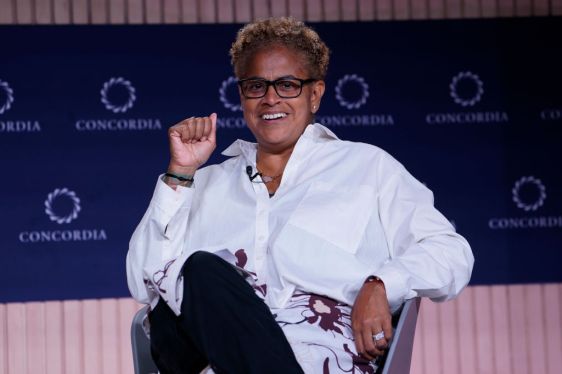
[351,280,393,361]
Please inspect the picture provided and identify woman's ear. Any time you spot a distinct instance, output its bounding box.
[311,80,326,113]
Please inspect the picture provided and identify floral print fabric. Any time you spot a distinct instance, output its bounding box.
[235,249,378,374]
[274,292,378,374]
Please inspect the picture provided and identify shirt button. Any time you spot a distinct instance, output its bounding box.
[258,235,266,242]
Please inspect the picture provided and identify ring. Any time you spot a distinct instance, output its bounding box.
[373,331,385,341]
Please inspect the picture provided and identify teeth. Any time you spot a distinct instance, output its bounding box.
[262,113,287,120]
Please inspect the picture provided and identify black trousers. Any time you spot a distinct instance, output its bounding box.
[148,251,304,374]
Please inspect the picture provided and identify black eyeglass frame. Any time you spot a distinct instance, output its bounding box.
[237,77,317,99]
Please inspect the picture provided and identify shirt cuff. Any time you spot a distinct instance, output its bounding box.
[374,264,410,312]
[150,174,193,218]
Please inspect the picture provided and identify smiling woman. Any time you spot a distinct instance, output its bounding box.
[126,16,474,374]
[236,46,325,172]
[227,18,330,194]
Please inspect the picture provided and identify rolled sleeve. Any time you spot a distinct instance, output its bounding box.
[126,175,195,304]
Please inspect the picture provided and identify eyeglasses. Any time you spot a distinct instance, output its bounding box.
[238,77,317,99]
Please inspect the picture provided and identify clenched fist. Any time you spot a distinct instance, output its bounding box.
[167,113,217,177]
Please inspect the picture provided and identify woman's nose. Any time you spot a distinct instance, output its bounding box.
[262,84,281,104]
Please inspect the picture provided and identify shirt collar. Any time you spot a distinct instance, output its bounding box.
[221,123,339,160]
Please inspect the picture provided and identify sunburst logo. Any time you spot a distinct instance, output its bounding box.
[44,188,81,224]
[0,79,14,115]
[335,74,369,110]
[512,176,546,212]
[100,77,136,113]
[449,71,484,107]
[219,76,242,112]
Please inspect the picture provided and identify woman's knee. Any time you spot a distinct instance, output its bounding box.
[182,251,225,280]
[181,251,250,296]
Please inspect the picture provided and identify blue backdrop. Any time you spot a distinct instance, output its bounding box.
[1,18,561,303]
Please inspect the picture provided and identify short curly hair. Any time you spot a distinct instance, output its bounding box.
[230,17,330,80]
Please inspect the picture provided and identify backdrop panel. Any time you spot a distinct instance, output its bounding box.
[1,18,561,302]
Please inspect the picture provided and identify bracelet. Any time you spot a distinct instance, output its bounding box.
[165,172,194,182]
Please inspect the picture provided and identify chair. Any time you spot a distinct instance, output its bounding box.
[131,297,421,374]
[131,305,159,374]
[380,297,421,374]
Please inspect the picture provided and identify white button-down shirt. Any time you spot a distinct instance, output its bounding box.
[126,124,474,315]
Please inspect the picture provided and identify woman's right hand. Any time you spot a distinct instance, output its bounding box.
[167,113,217,176]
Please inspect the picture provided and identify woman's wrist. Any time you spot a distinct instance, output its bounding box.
[165,163,197,188]
[164,167,196,189]
[364,275,385,291]
[163,174,193,189]
[165,172,194,182]
[167,163,198,177]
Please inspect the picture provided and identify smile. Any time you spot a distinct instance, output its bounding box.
[261,113,287,120]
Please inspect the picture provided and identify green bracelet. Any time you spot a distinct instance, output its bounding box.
[165,172,194,182]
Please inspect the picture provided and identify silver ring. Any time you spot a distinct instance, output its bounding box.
[373,331,385,341]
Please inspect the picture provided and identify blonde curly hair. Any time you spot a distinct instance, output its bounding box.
[230,17,330,80]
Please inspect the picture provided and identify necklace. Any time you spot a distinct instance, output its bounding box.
[255,167,282,183]
[259,173,282,183]
[256,159,284,184]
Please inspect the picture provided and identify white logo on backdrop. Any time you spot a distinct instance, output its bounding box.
[512,176,546,212]
[18,188,109,243]
[219,76,242,112]
[449,71,484,107]
[488,176,561,229]
[426,71,507,125]
[335,74,369,110]
[76,77,160,131]
[100,77,136,113]
[44,188,81,224]
[0,80,15,115]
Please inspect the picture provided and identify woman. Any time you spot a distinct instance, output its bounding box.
[127,17,474,374]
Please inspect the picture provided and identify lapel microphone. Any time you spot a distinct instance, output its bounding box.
[246,166,261,182]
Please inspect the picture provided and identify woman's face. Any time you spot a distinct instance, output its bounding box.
[239,45,325,154]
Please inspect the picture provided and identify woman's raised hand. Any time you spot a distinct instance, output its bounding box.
[167,113,217,176]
